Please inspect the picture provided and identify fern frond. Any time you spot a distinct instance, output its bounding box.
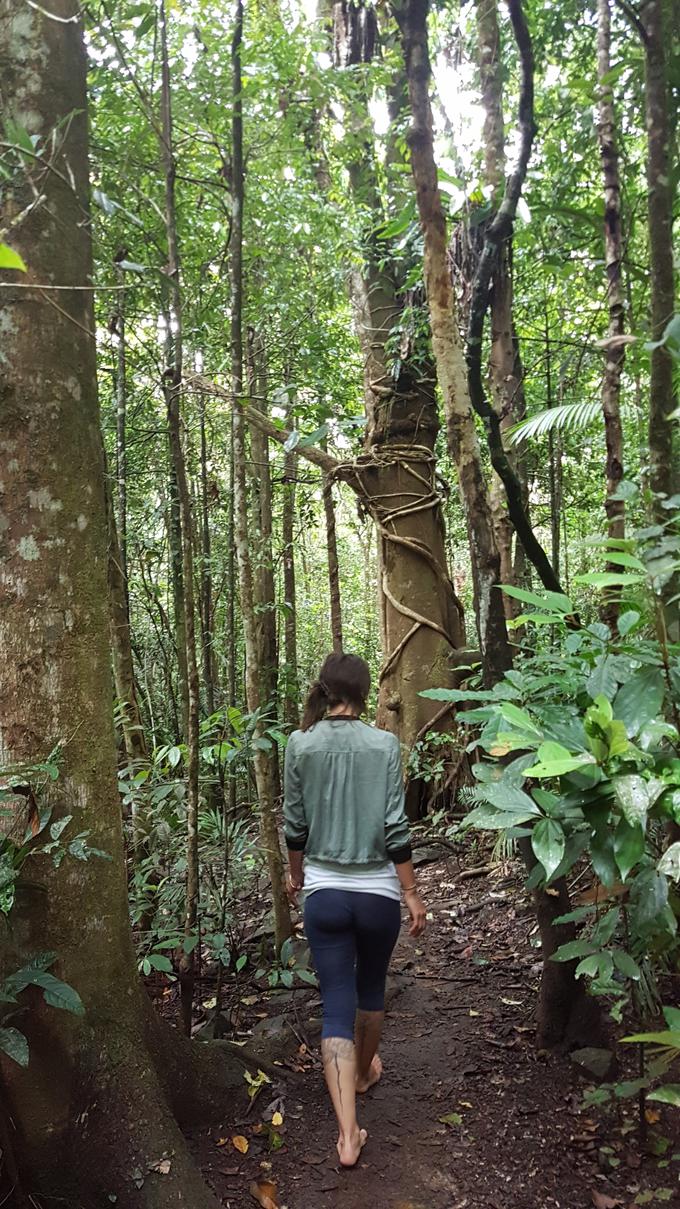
[507,399,601,446]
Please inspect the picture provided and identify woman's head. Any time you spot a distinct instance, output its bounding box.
[300,652,371,731]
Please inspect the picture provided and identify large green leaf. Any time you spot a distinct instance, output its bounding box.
[483,781,542,815]
[507,399,601,445]
[613,817,645,880]
[531,818,566,880]
[613,666,665,738]
[0,1025,29,1067]
[499,584,573,614]
[590,828,618,887]
[523,741,595,779]
[613,774,664,828]
[465,803,539,830]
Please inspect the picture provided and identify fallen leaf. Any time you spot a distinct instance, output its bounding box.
[271,1111,283,1126]
[439,1112,463,1126]
[644,1107,661,1124]
[232,1135,249,1154]
[249,1178,278,1209]
[149,1158,171,1175]
[300,1154,325,1166]
[215,1137,229,1147]
[591,1192,622,1208]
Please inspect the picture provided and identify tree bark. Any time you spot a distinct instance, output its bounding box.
[475,0,527,616]
[322,451,344,653]
[229,0,291,952]
[105,448,148,765]
[159,0,201,1034]
[596,0,627,628]
[199,391,218,716]
[394,0,512,684]
[641,0,679,636]
[281,421,299,727]
[0,5,243,1202]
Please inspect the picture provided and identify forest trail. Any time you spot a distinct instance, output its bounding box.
[191,857,678,1209]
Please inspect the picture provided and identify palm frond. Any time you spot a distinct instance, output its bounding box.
[507,399,601,446]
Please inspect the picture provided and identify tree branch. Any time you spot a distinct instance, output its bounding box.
[187,373,340,475]
[466,0,565,597]
[613,0,650,44]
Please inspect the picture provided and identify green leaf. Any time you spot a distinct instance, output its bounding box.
[587,657,621,702]
[552,939,595,963]
[465,803,539,830]
[147,954,173,973]
[524,741,595,778]
[483,781,542,815]
[604,551,646,572]
[648,1085,680,1106]
[612,951,641,980]
[613,817,645,880]
[574,571,645,587]
[280,968,294,988]
[296,968,317,985]
[575,954,600,978]
[32,972,84,1016]
[235,954,247,972]
[498,702,542,736]
[531,817,566,879]
[0,1026,29,1067]
[613,775,664,827]
[438,1112,463,1126]
[0,243,27,272]
[621,1029,680,1047]
[499,584,573,614]
[613,667,665,738]
[617,610,641,636]
[658,842,680,881]
[507,400,600,445]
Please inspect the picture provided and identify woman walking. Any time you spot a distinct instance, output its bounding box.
[283,652,427,1167]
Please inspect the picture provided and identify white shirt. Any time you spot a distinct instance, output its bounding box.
[303,858,400,902]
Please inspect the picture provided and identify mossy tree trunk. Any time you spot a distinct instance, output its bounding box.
[0,3,247,1203]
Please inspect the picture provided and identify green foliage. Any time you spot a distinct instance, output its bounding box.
[424,510,680,1030]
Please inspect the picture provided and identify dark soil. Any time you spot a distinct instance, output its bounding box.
[189,854,680,1209]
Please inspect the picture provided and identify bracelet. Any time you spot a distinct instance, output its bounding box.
[402,884,418,894]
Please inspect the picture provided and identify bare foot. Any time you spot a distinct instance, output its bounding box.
[337,1127,368,1168]
[356,1054,382,1093]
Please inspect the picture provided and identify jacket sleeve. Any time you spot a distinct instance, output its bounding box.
[384,736,412,864]
[283,733,308,852]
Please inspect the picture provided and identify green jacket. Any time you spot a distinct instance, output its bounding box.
[283,718,412,869]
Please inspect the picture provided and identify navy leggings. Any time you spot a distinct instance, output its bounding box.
[304,890,402,1041]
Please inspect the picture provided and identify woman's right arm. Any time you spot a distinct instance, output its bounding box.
[283,733,307,903]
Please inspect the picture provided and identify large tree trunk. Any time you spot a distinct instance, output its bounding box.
[229,0,291,952]
[394,0,511,685]
[596,0,626,627]
[159,0,201,1034]
[0,5,245,1203]
[332,10,465,747]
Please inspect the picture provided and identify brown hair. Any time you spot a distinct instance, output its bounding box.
[300,652,371,731]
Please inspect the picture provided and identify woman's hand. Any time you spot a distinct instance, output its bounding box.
[404,888,427,937]
[286,873,303,907]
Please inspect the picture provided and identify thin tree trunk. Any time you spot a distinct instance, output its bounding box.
[475,0,528,616]
[394,0,511,684]
[199,392,217,716]
[642,0,679,636]
[597,0,626,627]
[114,269,129,592]
[159,0,201,1035]
[105,450,148,765]
[322,444,343,653]
[168,435,190,740]
[230,0,291,953]
[281,419,299,727]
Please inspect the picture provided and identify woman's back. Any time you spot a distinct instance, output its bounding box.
[284,718,410,868]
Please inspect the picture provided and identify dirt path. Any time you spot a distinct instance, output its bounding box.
[195,858,680,1209]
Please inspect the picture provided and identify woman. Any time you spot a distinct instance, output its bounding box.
[283,652,427,1168]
